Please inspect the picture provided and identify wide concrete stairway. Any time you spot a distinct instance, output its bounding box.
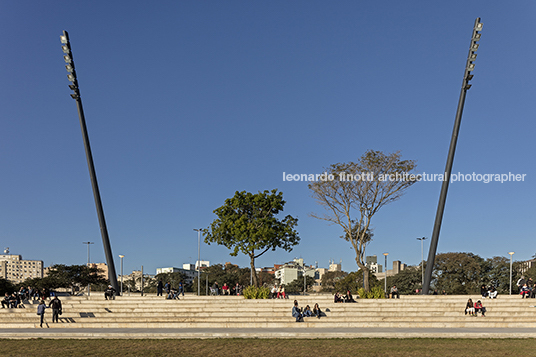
[1,294,535,329]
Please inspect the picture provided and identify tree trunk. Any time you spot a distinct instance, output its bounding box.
[250,254,258,287]
[356,258,369,292]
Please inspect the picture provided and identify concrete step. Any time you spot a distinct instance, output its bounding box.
[4,321,536,329]
[3,315,536,323]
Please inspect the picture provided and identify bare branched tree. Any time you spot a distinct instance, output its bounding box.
[309,150,418,291]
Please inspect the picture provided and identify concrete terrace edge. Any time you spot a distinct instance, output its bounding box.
[1,328,536,339]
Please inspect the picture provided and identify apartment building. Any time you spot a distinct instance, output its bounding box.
[0,253,43,284]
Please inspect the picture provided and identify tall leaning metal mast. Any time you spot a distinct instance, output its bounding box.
[422,18,483,295]
[60,31,119,292]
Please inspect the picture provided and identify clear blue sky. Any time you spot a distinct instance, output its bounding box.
[1,1,534,276]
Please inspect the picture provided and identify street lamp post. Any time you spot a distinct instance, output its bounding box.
[118,255,124,296]
[82,242,94,297]
[194,229,202,296]
[423,18,483,294]
[303,266,307,295]
[416,237,427,289]
[61,31,119,292]
[383,253,389,297]
[141,265,144,297]
[508,252,515,295]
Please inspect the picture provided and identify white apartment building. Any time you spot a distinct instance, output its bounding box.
[0,253,43,284]
[156,265,198,285]
[275,258,315,286]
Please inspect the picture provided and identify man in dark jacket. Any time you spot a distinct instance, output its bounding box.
[104,285,116,300]
[49,296,62,323]
[1,293,12,308]
[157,280,164,296]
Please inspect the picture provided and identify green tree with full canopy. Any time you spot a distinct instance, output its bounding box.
[433,252,484,294]
[204,189,300,287]
[44,264,108,291]
[320,271,347,293]
[153,272,188,293]
[0,278,15,295]
[387,265,424,295]
[309,150,417,291]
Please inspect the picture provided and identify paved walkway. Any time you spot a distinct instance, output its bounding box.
[1,327,536,339]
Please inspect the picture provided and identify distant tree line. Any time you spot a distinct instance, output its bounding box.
[320,252,534,296]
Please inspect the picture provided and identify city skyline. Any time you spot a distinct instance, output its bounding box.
[1,1,534,276]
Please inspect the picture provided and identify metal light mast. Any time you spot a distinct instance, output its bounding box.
[60,31,119,292]
[422,19,483,294]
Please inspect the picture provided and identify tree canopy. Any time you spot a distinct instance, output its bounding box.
[41,264,108,291]
[153,272,188,291]
[384,253,525,295]
[0,278,15,295]
[320,271,347,293]
[309,150,417,291]
[204,189,300,287]
[387,266,424,295]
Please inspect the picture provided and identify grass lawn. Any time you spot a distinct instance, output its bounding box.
[0,338,535,357]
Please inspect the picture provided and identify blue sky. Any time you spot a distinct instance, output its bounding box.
[1,1,534,276]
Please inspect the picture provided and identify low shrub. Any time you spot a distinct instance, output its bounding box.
[243,286,271,299]
[357,286,386,299]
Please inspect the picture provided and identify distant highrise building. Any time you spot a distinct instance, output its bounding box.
[0,253,43,284]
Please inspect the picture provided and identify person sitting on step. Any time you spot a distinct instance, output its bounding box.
[474,300,486,317]
[480,285,489,298]
[344,290,356,303]
[465,298,475,316]
[313,303,323,319]
[303,305,313,317]
[487,285,498,299]
[104,285,116,300]
[292,300,303,322]
[222,283,230,295]
[520,284,530,298]
[390,285,400,299]
[334,292,343,303]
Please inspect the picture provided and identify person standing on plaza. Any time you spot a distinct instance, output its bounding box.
[164,282,171,296]
[49,295,62,323]
[37,300,48,328]
[157,280,164,296]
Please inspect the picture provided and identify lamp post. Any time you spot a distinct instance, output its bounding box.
[303,265,307,295]
[383,253,389,296]
[141,265,144,297]
[508,252,515,295]
[423,18,483,294]
[416,237,427,288]
[194,229,202,296]
[82,242,94,296]
[118,255,124,296]
[61,31,119,292]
